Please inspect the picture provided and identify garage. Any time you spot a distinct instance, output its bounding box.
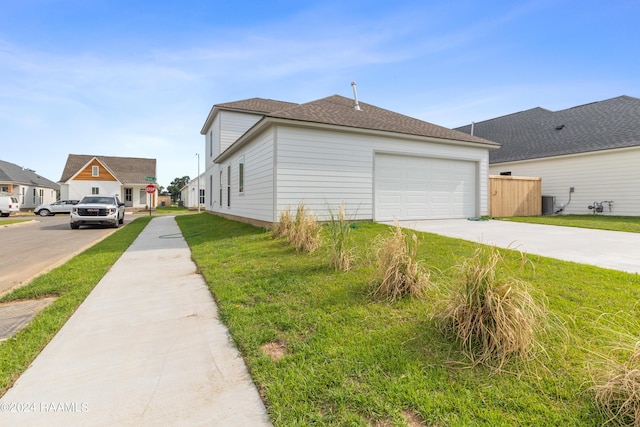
[374,153,477,221]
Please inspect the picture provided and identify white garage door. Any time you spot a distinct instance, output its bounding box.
[375,153,477,221]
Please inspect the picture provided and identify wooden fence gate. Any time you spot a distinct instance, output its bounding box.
[489,175,542,217]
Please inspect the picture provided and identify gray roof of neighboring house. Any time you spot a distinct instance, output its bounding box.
[206,95,498,147]
[60,154,156,184]
[0,159,60,189]
[454,95,640,164]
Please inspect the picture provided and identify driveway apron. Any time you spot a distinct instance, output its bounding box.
[387,219,640,274]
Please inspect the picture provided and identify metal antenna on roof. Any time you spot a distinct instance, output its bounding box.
[351,82,361,111]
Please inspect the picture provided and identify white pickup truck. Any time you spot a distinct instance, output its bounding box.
[70,195,125,229]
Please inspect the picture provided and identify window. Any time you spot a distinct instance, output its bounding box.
[239,157,244,193]
[92,166,99,177]
[500,171,512,176]
[199,189,205,204]
[209,175,213,207]
[227,166,231,207]
[32,188,36,204]
[125,188,133,202]
[219,170,223,207]
[210,130,213,157]
[92,187,99,195]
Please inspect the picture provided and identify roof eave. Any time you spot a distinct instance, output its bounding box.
[214,117,500,163]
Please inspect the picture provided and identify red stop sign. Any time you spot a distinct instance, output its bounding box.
[145,184,155,194]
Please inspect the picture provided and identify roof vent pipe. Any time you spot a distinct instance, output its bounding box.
[351,81,361,111]
[470,121,475,136]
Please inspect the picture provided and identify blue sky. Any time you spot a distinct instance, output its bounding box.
[1,0,638,188]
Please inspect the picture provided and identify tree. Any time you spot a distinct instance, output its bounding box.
[166,176,190,202]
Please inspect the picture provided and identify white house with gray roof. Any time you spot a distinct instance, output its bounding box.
[200,94,499,226]
[455,95,640,216]
[0,159,60,210]
[59,154,157,209]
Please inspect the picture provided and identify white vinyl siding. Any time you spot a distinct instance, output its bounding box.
[218,111,263,153]
[207,129,275,222]
[489,147,640,216]
[275,127,489,222]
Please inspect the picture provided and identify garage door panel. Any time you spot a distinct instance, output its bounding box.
[375,154,476,221]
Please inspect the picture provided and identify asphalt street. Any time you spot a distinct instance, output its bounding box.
[0,215,126,295]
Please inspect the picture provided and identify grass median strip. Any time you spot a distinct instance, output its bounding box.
[0,216,151,395]
[177,213,640,426]
[497,215,640,233]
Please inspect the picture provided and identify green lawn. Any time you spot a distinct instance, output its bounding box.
[177,214,640,426]
[0,219,32,226]
[133,205,194,216]
[0,217,151,394]
[497,215,640,233]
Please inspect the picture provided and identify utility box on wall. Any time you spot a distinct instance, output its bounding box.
[541,195,556,215]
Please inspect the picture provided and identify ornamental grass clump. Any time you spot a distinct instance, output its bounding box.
[371,222,430,302]
[289,203,322,253]
[325,203,354,271]
[272,207,293,239]
[435,246,546,369]
[592,340,640,426]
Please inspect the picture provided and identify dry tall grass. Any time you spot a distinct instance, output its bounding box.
[435,246,546,369]
[272,207,293,239]
[289,204,322,253]
[325,203,353,271]
[371,222,430,302]
[590,321,640,427]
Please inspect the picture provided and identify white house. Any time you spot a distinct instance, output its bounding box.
[59,154,158,209]
[200,94,499,227]
[0,159,60,210]
[180,173,205,210]
[455,96,640,216]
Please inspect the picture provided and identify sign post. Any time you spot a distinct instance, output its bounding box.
[146,184,156,217]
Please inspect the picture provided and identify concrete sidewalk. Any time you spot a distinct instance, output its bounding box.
[0,216,272,426]
[389,219,640,274]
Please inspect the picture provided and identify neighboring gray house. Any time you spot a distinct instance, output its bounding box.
[455,96,640,216]
[0,159,60,210]
[59,154,157,209]
[200,94,499,226]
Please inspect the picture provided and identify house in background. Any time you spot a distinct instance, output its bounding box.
[200,94,499,227]
[0,159,60,210]
[180,173,205,210]
[59,154,157,209]
[455,95,640,216]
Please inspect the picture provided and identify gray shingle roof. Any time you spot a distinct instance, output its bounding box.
[454,95,640,163]
[215,98,299,114]
[0,159,60,189]
[207,94,498,147]
[60,155,156,184]
[267,95,496,145]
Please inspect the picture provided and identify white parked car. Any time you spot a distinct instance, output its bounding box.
[0,196,20,217]
[34,199,80,216]
[70,195,125,229]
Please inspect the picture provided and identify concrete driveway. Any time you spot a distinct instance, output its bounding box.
[386,219,640,274]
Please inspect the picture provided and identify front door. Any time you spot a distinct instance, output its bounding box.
[124,188,133,207]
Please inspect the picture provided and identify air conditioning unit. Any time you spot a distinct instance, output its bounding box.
[541,195,555,215]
